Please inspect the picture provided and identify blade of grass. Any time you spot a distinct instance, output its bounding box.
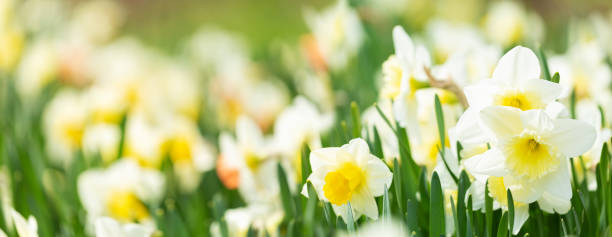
[277,163,295,219]
[350,101,361,138]
[430,172,445,237]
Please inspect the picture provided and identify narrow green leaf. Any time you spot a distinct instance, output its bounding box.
[277,163,295,218]
[212,195,229,237]
[116,112,128,159]
[300,145,312,185]
[372,126,384,159]
[450,196,460,237]
[429,172,445,237]
[434,94,445,154]
[570,89,577,119]
[406,199,419,234]
[323,202,335,228]
[304,183,317,237]
[598,104,606,129]
[507,190,515,234]
[539,47,552,81]
[551,72,560,83]
[457,171,470,237]
[497,212,508,237]
[346,202,355,234]
[350,101,361,138]
[393,159,404,212]
[382,184,391,223]
[247,226,257,237]
[485,179,494,237]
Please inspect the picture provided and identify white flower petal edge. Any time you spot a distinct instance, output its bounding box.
[543,119,597,158]
[491,46,541,85]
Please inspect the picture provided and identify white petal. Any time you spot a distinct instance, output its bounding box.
[0,228,6,237]
[503,175,542,204]
[539,160,572,200]
[544,101,569,119]
[544,119,597,158]
[351,189,378,220]
[521,78,562,104]
[537,192,571,214]
[519,109,554,132]
[95,217,123,237]
[479,106,523,140]
[492,46,541,85]
[463,81,501,109]
[309,147,342,171]
[463,148,508,176]
[342,138,371,165]
[512,205,530,235]
[11,210,38,237]
[392,26,414,64]
[365,155,393,196]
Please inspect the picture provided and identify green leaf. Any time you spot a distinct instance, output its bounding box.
[350,101,361,138]
[212,195,229,237]
[507,190,515,234]
[457,171,470,236]
[406,199,419,234]
[346,202,355,234]
[434,94,445,154]
[485,179,494,237]
[277,163,295,218]
[382,184,391,222]
[450,196,460,237]
[429,172,445,237]
[371,126,384,159]
[304,183,317,237]
[570,89,577,119]
[539,47,552,81]
[551,72,560,83]
[497,212,508,237]
[116,112,128,159]
[393,159,404,212]
[301,145,312,185]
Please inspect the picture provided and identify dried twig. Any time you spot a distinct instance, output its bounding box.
[423,66,468,108]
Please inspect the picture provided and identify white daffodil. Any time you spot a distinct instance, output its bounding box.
[482,1,543,48]
[337,219,407,237]
[218,116,281,204]
[381,25,432,134]
[0,25,23,72]
[43,89,88,166]
[95,217,154,237]
[425,19,486,64]
[10,209,38,237]
[434,42,501,88]
[163,115,216,192]
[272,96,334,180]
[548,41,612,107]
[362,100,398,165]
[82,123,121,164]
[83,84,127,125]
[455,46,565,160]
[78,159,165,233]
[464,106,595,216]
[302,138,392,221]
[304,0,364,71]
[572,101,612,190]
[210,204,284,237]
[123,112,167,168]
[69,0,124,44]
[15,39,58,99]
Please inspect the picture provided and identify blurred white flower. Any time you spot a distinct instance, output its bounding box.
[337,218,407,236]
[43,90,88,166]
[16,39,58,98]
[11,209,38,237]
[302,138,392,221]
[304,0,364,71]
[210,204,283,237]
[82,123,121,164]
[78,159,164,233]
[95,217,154,237]
[483,1,543,48]
[218,116,281,204]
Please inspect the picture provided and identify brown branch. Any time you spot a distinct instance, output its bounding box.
[423,66,468,108]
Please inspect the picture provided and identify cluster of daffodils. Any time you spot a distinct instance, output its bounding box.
[2,0,612,236]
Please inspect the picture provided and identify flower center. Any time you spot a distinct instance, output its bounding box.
[503,132,560,180]
[169,136,193,164]
[494,89,542,111]
[106,190,150,223]
[323,162,365,205]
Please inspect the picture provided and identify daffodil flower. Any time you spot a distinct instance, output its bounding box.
[95,217,154,237]
[465,106,596,213]
[302,138,392,221]
[381,26,432,133]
